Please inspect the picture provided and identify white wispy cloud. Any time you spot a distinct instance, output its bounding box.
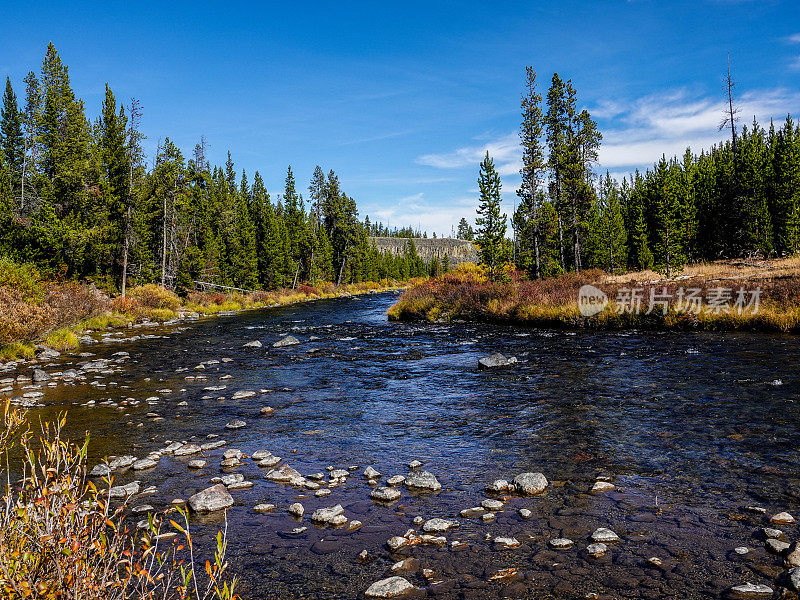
[791,57,800,71]
[416,132,522,177]
[785,33,800,44]
[597,87,800,170]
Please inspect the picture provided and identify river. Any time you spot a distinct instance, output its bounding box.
[9,291,800,599]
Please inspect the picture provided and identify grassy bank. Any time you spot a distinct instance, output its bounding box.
[388,261,800,333]
[0,258,415,362]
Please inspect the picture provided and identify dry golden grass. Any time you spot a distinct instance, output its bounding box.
[602,256,800,285]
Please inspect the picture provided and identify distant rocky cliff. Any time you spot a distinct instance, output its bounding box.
[369,237,478,266]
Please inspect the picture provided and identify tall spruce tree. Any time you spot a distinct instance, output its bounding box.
[1,78,24,197]
[475,152,507,277]
[515,67,546,278]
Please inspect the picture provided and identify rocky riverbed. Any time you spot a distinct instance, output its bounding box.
[3,292,800,599]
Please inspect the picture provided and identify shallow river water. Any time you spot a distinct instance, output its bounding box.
[8,291,800,599]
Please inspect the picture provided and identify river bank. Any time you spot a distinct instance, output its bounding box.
[0,259,416,363]
[388,261,800,333]
[3,292,800,598]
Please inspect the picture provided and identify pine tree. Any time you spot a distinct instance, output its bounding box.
[515,67,546,278]
[1,78,24,197]
[475,152,507,277]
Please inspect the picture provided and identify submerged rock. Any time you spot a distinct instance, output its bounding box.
[478,353,517,370]
[549,538,574,549]
[265,464,304,484]
[243,340,262,348]
[225,419,247,430]
[188,484,233,513]
[586,542,608,557]
[273,335,300,348]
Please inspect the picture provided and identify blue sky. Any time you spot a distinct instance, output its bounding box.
[1,1,799,235]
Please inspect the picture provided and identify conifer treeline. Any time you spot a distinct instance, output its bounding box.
[508,67,800,277]
[0,44,433,294]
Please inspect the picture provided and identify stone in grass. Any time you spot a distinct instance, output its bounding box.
[188,484,233,513]
[364,576,414,599]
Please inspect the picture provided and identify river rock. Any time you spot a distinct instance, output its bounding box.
[243,340,262,348]
[289,502,305,517]
[188,484,234,512]
[273,335,300,348]
[422,518,458,533]
[364,466,381,479]
[518,508,532,519]
[494,536,521,549]
[481,498,504,511]
[478,353,518,370]
[131,458,157,470]
[225,419,247,430]
[258,456,281,468]
[32,369,50,382]
[387,536,408,551]
[486,479,511,493]
[260,406,275,415]
[220,474,244,486]
[789,567,800,591]
[265,464,304,484]
[90,463,111,477]
[725,583,773,598]
[231,390,256,400]
[311,504,344,524]
[174,444,202,456]
[591,527,621,543]
[364,576,414,598]
[766,538,790,554]
[763,527,786,541]
[591,481,616,492]
[37,348,60,360]
[223,449,243,460]
[408,460,423,469]
[253,503,275,513]
[371,486,401,502]
[387,475,405,486]
[771,511,795,524]
[586,543,608,557]
[109,481,140,499]
[404,470,441,491]
[785,542,800,567]
[549,538,574,549]
[513,472,548,495]
[109,455,137,470]
[252,450,272,460]
[188,460,206,469]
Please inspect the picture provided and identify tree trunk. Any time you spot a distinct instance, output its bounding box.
[557,214,565,272]
[161,194,167,288]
